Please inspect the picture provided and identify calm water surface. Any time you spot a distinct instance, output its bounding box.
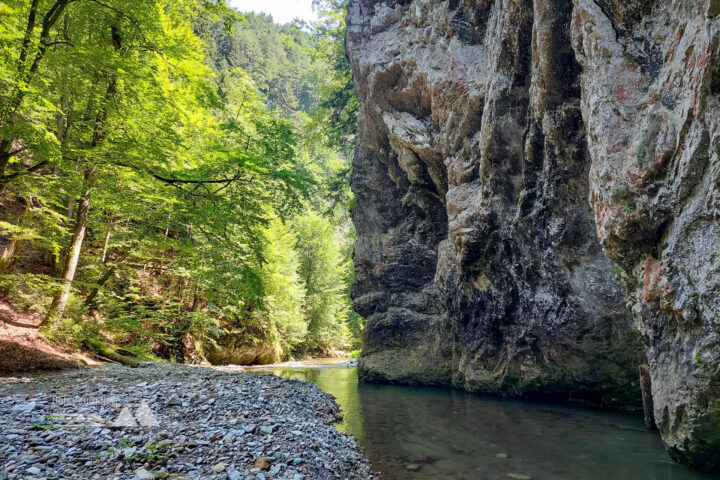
[253,362,714,480]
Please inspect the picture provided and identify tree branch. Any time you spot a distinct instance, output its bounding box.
[111,160,248,186]
[17,0,40,73]
[45,40,75,47]
[0,146,28,163]
[24,0,72,88]
[0,160,49,180]
[85,0,151,47]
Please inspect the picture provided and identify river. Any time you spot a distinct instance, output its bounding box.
[252,360,715,480]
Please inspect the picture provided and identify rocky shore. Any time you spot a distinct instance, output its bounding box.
[0,363,375,479]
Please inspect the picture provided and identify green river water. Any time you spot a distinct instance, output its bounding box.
[254,361,715,480]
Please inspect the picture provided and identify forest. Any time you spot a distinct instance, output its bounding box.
[2,1,720,479]
[0,0,360,365]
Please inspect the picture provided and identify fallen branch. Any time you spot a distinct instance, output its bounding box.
[85,338,139,367]
[95,355,121,365]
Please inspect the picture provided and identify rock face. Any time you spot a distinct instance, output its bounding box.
[347,0,720,470]
[572,0,720,470]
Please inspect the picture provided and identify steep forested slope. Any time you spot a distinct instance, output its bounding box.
[0,0,358,365]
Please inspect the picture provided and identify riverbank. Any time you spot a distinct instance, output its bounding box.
[0,363,376,479]
[236,358,358,371]
[0,301,100,374]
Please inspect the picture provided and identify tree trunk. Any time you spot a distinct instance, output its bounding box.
[0,198,32,271]
[85,210,165,307]
[0,141,11,181]
[85,338,139,367]
[190,283,200,312]
[42,23,120,329]
[101,219,112,263]
[84,262,117,308]
[41,168,96,329]
[0,238,21,272]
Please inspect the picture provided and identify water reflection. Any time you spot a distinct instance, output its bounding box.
[256,366,714,480]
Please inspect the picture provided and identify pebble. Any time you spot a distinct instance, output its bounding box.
[12,401,36,413]
[255,456,272,471]
[0,363,375,480]
[135,468,154,479]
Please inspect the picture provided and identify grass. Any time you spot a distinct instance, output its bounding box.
[31,414,60,431]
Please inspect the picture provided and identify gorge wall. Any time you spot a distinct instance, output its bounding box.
[347,0,720,471]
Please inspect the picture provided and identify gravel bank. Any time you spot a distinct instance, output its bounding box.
[0,363,376,479]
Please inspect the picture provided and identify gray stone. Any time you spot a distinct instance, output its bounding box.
[12,401,36,413]
[134,468,153,480]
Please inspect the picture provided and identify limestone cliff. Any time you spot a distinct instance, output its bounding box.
[348,0,720,470]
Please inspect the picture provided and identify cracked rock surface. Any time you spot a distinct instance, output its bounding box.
[348,0,720,470]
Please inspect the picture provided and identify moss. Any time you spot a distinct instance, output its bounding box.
[696,353,710,373]
[611,263,625,283]
[691,292,700,306]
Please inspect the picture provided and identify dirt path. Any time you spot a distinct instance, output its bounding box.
[0,301,101,374]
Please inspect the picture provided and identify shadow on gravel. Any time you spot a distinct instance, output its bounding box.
[0,340,83,375]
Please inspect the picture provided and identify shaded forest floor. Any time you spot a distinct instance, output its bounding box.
[0,301,100,375]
